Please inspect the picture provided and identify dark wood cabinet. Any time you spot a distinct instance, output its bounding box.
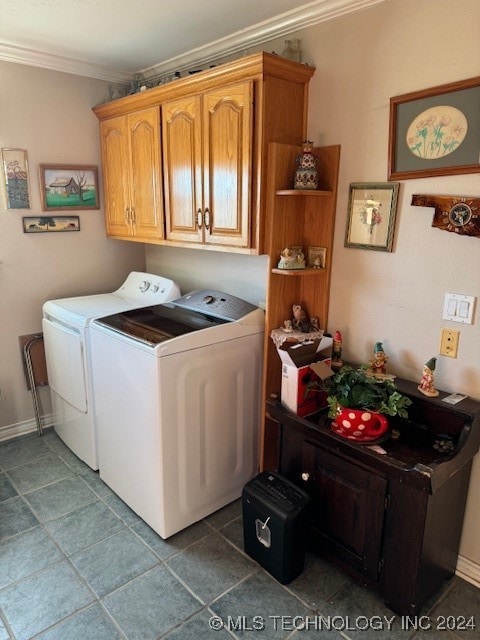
[268,376,480,615]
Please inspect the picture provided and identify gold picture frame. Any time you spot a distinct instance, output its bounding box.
[1,148,31,209]
[345,182,400,252]
[307,246,326,269]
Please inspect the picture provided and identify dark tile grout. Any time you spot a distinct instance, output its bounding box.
[1,430,478,640]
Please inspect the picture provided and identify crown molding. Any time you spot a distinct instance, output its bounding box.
[0,42,132,83]
[142,0,385,80]
[0,0,384,83]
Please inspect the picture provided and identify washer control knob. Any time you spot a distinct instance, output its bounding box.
[203,295,215,304]
[140,280,150,292]
[150,284,159,293]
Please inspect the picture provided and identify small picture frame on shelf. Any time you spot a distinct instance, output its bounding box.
[307,246,326,269]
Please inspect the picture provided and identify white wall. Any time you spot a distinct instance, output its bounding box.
[0,61,145,432]
[146,245,268,306]
[146,0,480,574]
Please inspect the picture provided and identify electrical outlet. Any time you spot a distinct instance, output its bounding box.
[440,328,460,358]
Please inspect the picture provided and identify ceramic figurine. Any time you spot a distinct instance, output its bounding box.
[331,330,343,370]
[283,319,293,333]
[310,316,320,331]
[369,342,388,376]
[292,304,310,332]
[277,246,305,270]
[294,141,319,190]
[418,357,440,397]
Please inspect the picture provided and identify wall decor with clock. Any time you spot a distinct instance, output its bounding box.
[411,194,480,238]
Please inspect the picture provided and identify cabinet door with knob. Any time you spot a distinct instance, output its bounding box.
[301,442,387,583]
[162,82,252,248]
[99,107,164,241]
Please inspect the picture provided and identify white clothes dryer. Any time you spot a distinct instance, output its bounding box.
[42,272,180,469]
[90,290,264,538]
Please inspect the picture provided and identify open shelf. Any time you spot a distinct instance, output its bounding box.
[261,142,341,471]
[271,267,327,276]
[276,189,333,197]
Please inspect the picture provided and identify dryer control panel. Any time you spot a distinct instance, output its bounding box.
[172,290,258,322]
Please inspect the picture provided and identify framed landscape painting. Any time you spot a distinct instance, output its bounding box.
[40,164,99,211]
[1,148,31,209]
[22,216,80,233]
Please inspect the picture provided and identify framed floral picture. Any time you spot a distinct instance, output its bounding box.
[388,76,480,180]
[345,183,400,252]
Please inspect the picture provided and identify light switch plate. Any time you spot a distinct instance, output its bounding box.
[443,293,476,324]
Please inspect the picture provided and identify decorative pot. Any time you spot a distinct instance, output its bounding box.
[331,407,389,442]
[294,141,319,190]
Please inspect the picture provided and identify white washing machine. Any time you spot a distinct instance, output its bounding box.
[90,290,264,539]
[42,272,180,470]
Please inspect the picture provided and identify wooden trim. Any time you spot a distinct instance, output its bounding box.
[93,53,314,120]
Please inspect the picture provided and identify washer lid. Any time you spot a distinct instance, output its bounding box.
[92,303,229,346]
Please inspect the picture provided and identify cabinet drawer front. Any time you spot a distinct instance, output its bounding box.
[302,442,387,582]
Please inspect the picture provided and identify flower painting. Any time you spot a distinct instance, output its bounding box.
[345,183,399,252]
[389,76,480,180]
[406,106,468,159]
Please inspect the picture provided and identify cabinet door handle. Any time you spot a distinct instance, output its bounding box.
[130,206,136,224]
[124,207,130,223]
[301,472,310,482]
[204,207,210,230]
[196,208,203,229]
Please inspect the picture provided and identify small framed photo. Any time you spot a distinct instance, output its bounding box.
[345,182,400,252]
[388,76,480,180]
[22,215,80,233]
[1,148,31,209]
[39,164,99,211]
[307,246,326,269]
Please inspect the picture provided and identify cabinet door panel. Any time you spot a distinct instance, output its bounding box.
[128,108,164,239]
[204,82,252,247]
[100,117,131,237]
[162,96,202,243]
[303,442,387,582]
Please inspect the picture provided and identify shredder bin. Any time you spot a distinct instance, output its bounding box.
[242,470,310,584]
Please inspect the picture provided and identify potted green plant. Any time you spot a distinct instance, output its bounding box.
[324,366,412,442]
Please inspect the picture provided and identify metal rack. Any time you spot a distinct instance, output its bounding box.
[19,333,48,436]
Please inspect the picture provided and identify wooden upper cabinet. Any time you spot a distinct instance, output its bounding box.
[162,95,203,243]
[162,82,252,248]
[93,52,314,252]
[100,116,130,237]
[99,107,164,241]
[203,82,252,247]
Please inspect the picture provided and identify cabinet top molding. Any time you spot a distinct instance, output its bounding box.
[93,52,315,120]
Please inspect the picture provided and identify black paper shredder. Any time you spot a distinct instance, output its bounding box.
[242,471,310,584]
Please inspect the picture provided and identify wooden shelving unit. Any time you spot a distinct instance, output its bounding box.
[260,142,341,470]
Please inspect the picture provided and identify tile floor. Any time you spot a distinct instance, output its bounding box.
[0,430,479,640]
